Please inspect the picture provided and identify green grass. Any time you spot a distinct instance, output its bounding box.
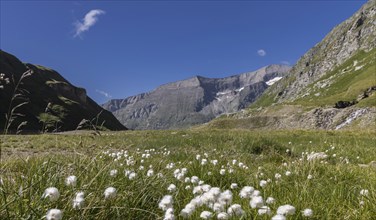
[35,65,53,72]
[1,130,375,219]
[248,49,376,111]
[45,80,69,86]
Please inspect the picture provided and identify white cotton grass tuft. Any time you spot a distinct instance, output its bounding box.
[266,197,275,204]
[201,159,208,165]
[239,186,254,198]
[193,185,205,195]
[217,212,229,220]
[200,188,219,205]
[104,187,117,200]
[258,206,271,215]
[360,189,369,196]
[230,183,238,189]
[260,180,267,188]
[109,169,118,177]
[73,191,85,209]
[218,190,233,205]
[164,207,175,220]
[159,195,173,211]
[359,200,365,206]
[219,169,226,175]
[128,172,137,180]
[65,175,77,187]
[180,203,195,218]
[302,208,313,217]
[147,169,154,177]
[167,184,177,193]
[252,190,261,197]
[227,204,245,216]
[42,187,60,202]
[213,202,225,213]
[271,214,286,220]
[191,176,200,184]
[124,169,132,176]
[250,196,263,208]
[200,210,213,219]
[209,187,220,196]
[191,197,204,207]
[46,208,63,220]
[275,173,282,180]
[277,204,296,215]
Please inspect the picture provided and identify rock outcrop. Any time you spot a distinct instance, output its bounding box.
[209,105,375,130]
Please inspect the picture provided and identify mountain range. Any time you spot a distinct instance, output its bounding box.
[102,64,290,130]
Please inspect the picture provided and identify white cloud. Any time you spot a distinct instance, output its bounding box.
[257,49,266,57]
[74,9,105,38]
[96,89,112,98]
[281,61,290,65]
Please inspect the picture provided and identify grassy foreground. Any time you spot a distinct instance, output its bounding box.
[1,129,375,219]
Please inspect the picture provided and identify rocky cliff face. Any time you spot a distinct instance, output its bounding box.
[274,0,376,102]
[103,64,291,130]
[0,50,127,132]
[206,1,376,131]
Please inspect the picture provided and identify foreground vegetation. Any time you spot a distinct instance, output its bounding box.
[1,129,375,219]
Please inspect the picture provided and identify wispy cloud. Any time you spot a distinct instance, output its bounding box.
[74,9,105,38]
[96,89,112,98]
[281,61,290,65]
[257,49,266,57]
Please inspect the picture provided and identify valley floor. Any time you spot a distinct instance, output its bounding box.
[1,129,375,219]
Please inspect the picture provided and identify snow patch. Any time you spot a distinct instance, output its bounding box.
[353,60,358,66]
[266,77,283,86]
[216,87,244,97]
[335,109,368,130]
[236,87,245,92]
[216,91,231,96]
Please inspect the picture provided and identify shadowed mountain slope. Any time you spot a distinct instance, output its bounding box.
[0,50,127,132]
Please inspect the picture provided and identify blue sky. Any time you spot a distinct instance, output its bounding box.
[1,0,366,104]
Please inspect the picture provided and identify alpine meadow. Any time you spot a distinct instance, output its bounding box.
[0,1,375,220]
